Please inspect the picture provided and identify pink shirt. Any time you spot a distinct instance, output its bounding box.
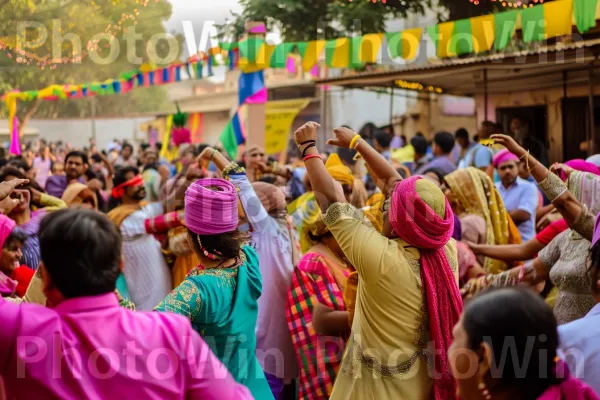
[0,293,253,399]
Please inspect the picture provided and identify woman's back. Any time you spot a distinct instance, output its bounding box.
[156,246,273,400]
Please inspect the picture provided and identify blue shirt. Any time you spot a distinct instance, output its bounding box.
[458,143,493,169]
[414,155,457,176]
[495,177,538,241]
[558,303,600,395]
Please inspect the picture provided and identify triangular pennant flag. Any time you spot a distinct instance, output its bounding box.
[544,0,573,39]
[238,37,265,64]
[520,4,546,43]
[350,36,364,68]
[450,19,474,56]
[297,40,326,71]
[270,42,295,68]
[325,38,350,68]
[219,119,238,159]
[471,14,495,53]
[359,33,383,65]
[386,29,422,60]
[494,10,518,51]
[574,0,598,33]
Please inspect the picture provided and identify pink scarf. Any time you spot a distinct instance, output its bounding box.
[562,160,600,181]
[389,176,463,400]
[538,361,600,400]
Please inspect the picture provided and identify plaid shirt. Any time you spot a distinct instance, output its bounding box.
[286,253,349,400]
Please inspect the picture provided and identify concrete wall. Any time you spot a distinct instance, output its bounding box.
[17,117,156,149]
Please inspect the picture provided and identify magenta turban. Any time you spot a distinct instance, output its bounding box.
[562,159,600,181]
[493,149,519,168]
[184,178,239,235]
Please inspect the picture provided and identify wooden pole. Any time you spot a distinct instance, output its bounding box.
[242,21,266,151]
[483,68,489,121]
[588,62,596,156]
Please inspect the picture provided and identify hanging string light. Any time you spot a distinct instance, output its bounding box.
[471,0,539,8]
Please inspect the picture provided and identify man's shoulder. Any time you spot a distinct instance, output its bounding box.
[558,313,600,347]
[133,309,197,335]
[516,177,538,190]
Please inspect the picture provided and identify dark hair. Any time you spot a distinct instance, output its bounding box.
[7,158,31,171]
[258,175,278,184]
[455,128,469,140]
[396,166,409,179]
[0,167,46,197]
[463,287,561,399]
[359,122,377,139]
[374,131,392,149]
[4,227,28,249]
[65,150,88,166]
[433,131,455,154]
[410,135,428,155]
[188,228,247,260]
[108,166,140,210]
[39,209,121,298]
[122,143,134,152]
[423,167,446,182]
[91,153,103,163]
[337,147,357,166]
[140,143,151,151]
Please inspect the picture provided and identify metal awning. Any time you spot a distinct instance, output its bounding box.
[316,38,600,97]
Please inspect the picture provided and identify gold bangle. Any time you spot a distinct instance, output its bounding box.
[349,134,361,149]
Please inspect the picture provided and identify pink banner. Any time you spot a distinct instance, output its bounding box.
[9,116,21,155]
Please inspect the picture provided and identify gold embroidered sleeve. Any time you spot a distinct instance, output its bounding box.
[222,162,245,179]
[322,202,362,226]
[538,173,568,203]
[572,204,595,242]
[154,280,202,321]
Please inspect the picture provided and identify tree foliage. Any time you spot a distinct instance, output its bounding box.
[221,0,496,43]
[0,0,180,123]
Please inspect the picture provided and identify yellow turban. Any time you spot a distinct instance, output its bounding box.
[325,153,354,186]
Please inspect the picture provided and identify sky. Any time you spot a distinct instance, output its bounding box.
[166,0,242,35]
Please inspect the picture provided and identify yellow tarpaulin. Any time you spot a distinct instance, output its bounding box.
[265,99,311,155]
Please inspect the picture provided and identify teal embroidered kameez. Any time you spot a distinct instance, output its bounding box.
[156,245,273,400]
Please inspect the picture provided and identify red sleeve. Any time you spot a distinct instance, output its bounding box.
[13,266,35,298]
[535,219,568,245]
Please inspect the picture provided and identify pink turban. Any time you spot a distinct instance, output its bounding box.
[562,159,600,181]
[184,178,239,235]
[0,214,16,249]
[493,149,519,168]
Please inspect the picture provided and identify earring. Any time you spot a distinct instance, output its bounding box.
[478,380,492,400]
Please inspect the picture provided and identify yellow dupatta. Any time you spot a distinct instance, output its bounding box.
[445,167,522,274]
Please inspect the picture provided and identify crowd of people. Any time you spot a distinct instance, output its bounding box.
[0,116,599,399]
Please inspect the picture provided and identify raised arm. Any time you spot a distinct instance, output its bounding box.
[328,127,401,194]
[492,134,594,241]
[199,147,274,232]
[294,122,345,213]
[468,239,545,263]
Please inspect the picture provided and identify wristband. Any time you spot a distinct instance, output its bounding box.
[210,149,218,161]
[349,134,361,149]
[302,143,316,158]
[303,154,322,162]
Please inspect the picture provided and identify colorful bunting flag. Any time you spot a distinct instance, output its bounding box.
[494,10,518,51]
[450,19,474,56]
[360,33,384,64]
[574,0,598,33]
[471,14,495,53]
[544,0,574,39]
[325,38,351,68]
[297,40,326,72]
[219,111,245,159]
[386,28,422,60]
[270,43,295,68]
